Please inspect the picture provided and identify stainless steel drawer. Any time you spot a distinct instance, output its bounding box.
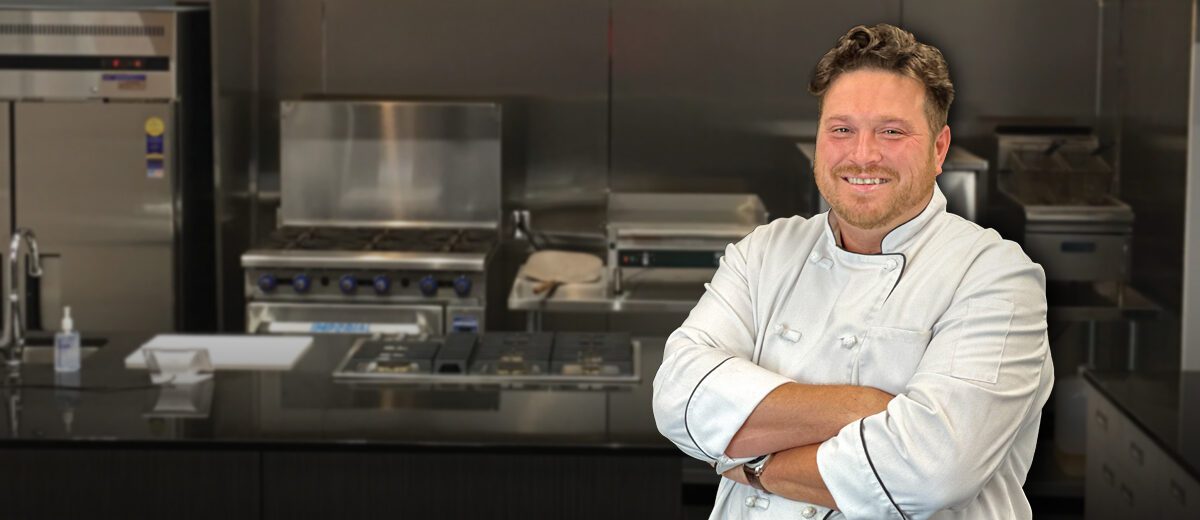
[1024,232,1129,282]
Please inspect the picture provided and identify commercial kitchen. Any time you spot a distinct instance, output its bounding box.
[0,1,1198,519]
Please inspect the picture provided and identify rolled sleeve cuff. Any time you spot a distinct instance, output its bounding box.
[686,356,791,460]
[817,419,905,520]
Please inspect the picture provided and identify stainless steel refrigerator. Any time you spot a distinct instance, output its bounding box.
[0,7,215,333]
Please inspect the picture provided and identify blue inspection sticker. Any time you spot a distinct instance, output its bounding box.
[310,322,370,334]
[146,134,164,155]
[102,73,147,82]
[146,157,164,179]
[103,73,147,91]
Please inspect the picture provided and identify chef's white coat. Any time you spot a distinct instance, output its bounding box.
[652,186,1054,519]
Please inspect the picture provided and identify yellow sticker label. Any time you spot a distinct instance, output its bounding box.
[144,117,165,137]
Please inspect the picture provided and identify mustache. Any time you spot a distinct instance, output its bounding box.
[829,164,899,178]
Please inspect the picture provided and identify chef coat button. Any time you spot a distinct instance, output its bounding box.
[809,252,820,262]
[840,335,857,348]
[744,495,770,509]
[801,505,818,518]
[781,327,802,342]
[884,258,898,270]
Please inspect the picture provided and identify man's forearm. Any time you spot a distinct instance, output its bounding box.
[721,444,837,510]
[725,382,892,458]
[764,445,838,508]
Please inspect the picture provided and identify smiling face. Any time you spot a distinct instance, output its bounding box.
[814,68,951,232]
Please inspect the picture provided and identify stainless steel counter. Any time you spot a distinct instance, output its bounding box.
[0,331,671,449]
[508,269,703,330]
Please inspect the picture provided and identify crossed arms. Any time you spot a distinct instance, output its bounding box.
[720,383,895,508]
[651,227,1051,519]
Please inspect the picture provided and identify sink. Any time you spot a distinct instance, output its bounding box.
[23,334,107,348]
[20,346,101,365]
[15,335,107,365]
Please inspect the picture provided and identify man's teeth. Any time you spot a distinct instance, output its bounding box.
[846,178,887,185]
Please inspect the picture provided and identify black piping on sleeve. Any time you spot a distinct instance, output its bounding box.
[860,418,908,519]
[684,356,736,461]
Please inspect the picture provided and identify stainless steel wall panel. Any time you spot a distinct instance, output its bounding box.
[322,0,607,96]
[317,0,610,236]
[279,100,502,228]
[1186,0,1200,371]
[211,0,259,331]
[903,0,1101,141]
[1116,0,1192,371]
[253,0,324,243]
[610,0,901,219]
[1118,0,1190,314]
[14,101,175,332]
[258,0,322,100]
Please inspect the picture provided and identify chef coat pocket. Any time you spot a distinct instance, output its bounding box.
[951,298,1014,384]
[859,326,932,395]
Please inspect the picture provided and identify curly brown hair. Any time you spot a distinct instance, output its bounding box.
[810,24,955,133]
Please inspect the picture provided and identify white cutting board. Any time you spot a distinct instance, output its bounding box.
[124,335,314,371]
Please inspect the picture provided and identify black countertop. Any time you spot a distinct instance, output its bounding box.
[0,333,672,452]
[1084,369,1200,481]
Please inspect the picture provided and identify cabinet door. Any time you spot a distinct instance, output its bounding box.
[1119,422,1166,517]
[1163,463,1200,520]
[14,101,175,332]
[1087,389,1123,519]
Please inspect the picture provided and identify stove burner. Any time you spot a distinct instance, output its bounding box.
[257,227,498,254]
[420,229,457,245]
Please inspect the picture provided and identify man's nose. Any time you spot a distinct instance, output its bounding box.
[849,132,883,166]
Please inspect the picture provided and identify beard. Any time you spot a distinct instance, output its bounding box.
[814,157,936,231]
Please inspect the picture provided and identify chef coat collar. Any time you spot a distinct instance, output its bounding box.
[823,183,948,255]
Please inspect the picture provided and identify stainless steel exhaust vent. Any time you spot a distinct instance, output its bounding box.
[0,23,166,37]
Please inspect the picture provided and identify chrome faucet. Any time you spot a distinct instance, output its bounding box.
[0,229,44,371]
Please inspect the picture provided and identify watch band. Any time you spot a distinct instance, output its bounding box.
[743,454,772,492]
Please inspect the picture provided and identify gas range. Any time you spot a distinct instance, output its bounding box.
[331,332,640,385]
[248,100,506,337]
[242,226,499,335]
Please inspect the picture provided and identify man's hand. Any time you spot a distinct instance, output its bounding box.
[722,465,750,486]
[726,383,895,458]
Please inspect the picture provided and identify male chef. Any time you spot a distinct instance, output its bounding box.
[652,23,1054,519]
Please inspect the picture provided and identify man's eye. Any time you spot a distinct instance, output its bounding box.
[882,129,904,136]
[832,127,850,134]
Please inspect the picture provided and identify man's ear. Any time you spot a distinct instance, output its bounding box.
[933,125,952,175]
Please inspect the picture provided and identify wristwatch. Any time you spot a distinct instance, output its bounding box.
[743,454,773,492]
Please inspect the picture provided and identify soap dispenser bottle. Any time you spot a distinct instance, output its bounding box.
[54,306,81,373]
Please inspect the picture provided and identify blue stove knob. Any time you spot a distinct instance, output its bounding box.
[453,275,472,297]
[339,275,358,294]
[372,275,392,294]
[418,275,438,297]
[257,274,277,292]
[292,274,312,293]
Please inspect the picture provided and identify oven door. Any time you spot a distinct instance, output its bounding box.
[247,302,444,335]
